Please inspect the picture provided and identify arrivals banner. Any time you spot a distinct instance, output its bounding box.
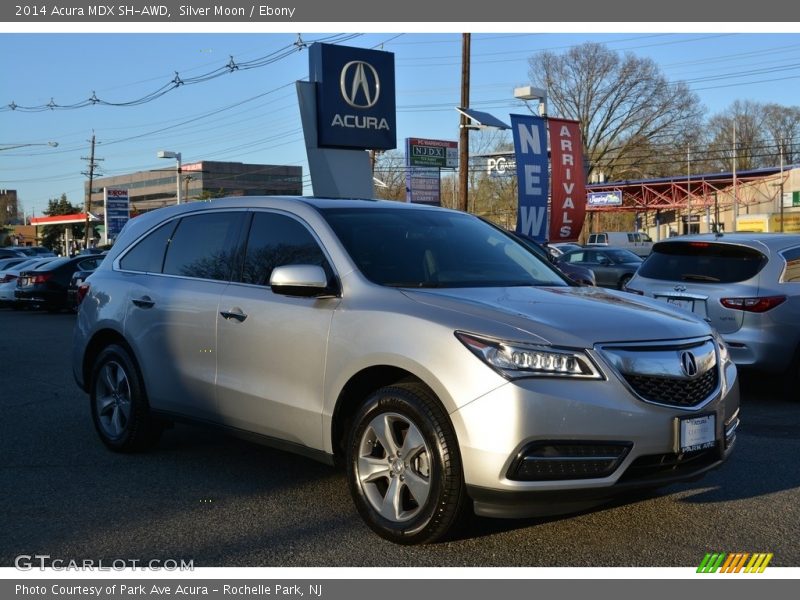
[548,118,587,242]
[511,114,549,243]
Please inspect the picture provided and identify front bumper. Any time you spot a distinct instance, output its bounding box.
[451,358,739,519]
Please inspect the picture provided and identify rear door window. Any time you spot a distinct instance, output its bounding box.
[638,242,767,283]
[163,212,245,281]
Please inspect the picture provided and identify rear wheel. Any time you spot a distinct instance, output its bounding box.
[90,344,162,452]
[780,345,800,401]
[346,382,470,544]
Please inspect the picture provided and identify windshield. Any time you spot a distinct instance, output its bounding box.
[606,249,643,263]
[638,241,766,283]
[319,207,568,288]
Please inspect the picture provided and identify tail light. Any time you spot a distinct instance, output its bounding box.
[720,295,786,313]
[0,274,17,284]
[76,283,90,306]
[29,272,53,285]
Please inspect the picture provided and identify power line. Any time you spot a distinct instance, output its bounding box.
[1,33,362,113]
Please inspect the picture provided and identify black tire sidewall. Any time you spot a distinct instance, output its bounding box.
[89,344,150,452]
[346,384,463,544]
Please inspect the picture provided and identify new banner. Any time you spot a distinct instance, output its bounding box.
[548,118,587,242]
[511,114,550,242]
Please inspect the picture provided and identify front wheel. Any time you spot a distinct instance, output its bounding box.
[346,382,469,544]
[618,274,632,290]
[90,344,162,452]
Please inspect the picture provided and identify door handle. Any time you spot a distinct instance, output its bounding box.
[220,309,248,323]
[131,296,155,308]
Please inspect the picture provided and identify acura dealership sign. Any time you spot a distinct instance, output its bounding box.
[310,43,396,150]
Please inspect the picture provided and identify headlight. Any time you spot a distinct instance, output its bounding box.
[455,332,603,380]
[712,330,730,364]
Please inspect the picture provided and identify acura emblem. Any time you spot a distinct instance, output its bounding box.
[340,61,381,109]
[680,351,699,378]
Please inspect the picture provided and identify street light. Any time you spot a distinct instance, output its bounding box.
[157,150,182,205]
[514,86,547,117]
[0,141,59,152]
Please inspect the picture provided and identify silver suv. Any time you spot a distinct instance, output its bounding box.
[626,233,800,396]
[72,197,739,544]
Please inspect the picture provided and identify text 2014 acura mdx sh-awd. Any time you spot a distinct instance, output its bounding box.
[73,197,739,544]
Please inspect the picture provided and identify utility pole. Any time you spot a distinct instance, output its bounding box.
[81,134,103,249]
[732,120,738,224]
[458,33,471,213]
[779,139,785,232]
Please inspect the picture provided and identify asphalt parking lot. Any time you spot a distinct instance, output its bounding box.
[1,308,798,568]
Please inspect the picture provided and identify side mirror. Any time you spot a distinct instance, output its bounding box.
[270,265,338,298]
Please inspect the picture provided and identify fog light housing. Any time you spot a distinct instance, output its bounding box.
[508,442,632,481]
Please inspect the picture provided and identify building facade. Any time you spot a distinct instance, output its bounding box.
[87,161,303,215]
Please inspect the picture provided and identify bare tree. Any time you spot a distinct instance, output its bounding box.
[701,100,800,172]
[763,104,800,165]
[372,150,408,201]
[528,42,704,181]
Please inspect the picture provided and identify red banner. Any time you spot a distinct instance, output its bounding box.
[547,118,587,242]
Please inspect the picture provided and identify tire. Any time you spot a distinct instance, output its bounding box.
[346,381,470,544]
[618,274,632,290]
[89,344,162,452]
[779,346,800,401]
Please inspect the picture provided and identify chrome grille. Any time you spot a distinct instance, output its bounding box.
[599,338,720,408]
[624,367,718,407]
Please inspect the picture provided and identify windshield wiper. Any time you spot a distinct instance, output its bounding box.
[681,273,720,282]
[385,281,444,288]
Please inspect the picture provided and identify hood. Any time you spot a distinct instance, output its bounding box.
[402,285,710,348]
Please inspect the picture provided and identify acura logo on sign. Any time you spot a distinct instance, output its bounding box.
[340,61,380,108]
[680,351,699,378]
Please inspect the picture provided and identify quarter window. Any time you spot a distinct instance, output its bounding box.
[239,212,330,286]
[118,220,177,273]
[780,246,800,283]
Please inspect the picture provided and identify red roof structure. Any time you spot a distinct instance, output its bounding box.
[30,213,100,226]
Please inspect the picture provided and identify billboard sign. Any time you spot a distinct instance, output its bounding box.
[104,188,130,242]
[406,138,458,168]
[486,155,515,178]
[588,190,623,207]
[310,43,396,150]
[406,167,441,205]
[511,114,549,242]
[548,118,587,242]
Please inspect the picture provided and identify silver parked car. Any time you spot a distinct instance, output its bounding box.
[626,233,800,394]
[72,197,739,544]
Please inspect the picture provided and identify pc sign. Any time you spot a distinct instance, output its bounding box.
[511,114,549,242]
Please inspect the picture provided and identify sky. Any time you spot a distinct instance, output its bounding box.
[2,27,800,217]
